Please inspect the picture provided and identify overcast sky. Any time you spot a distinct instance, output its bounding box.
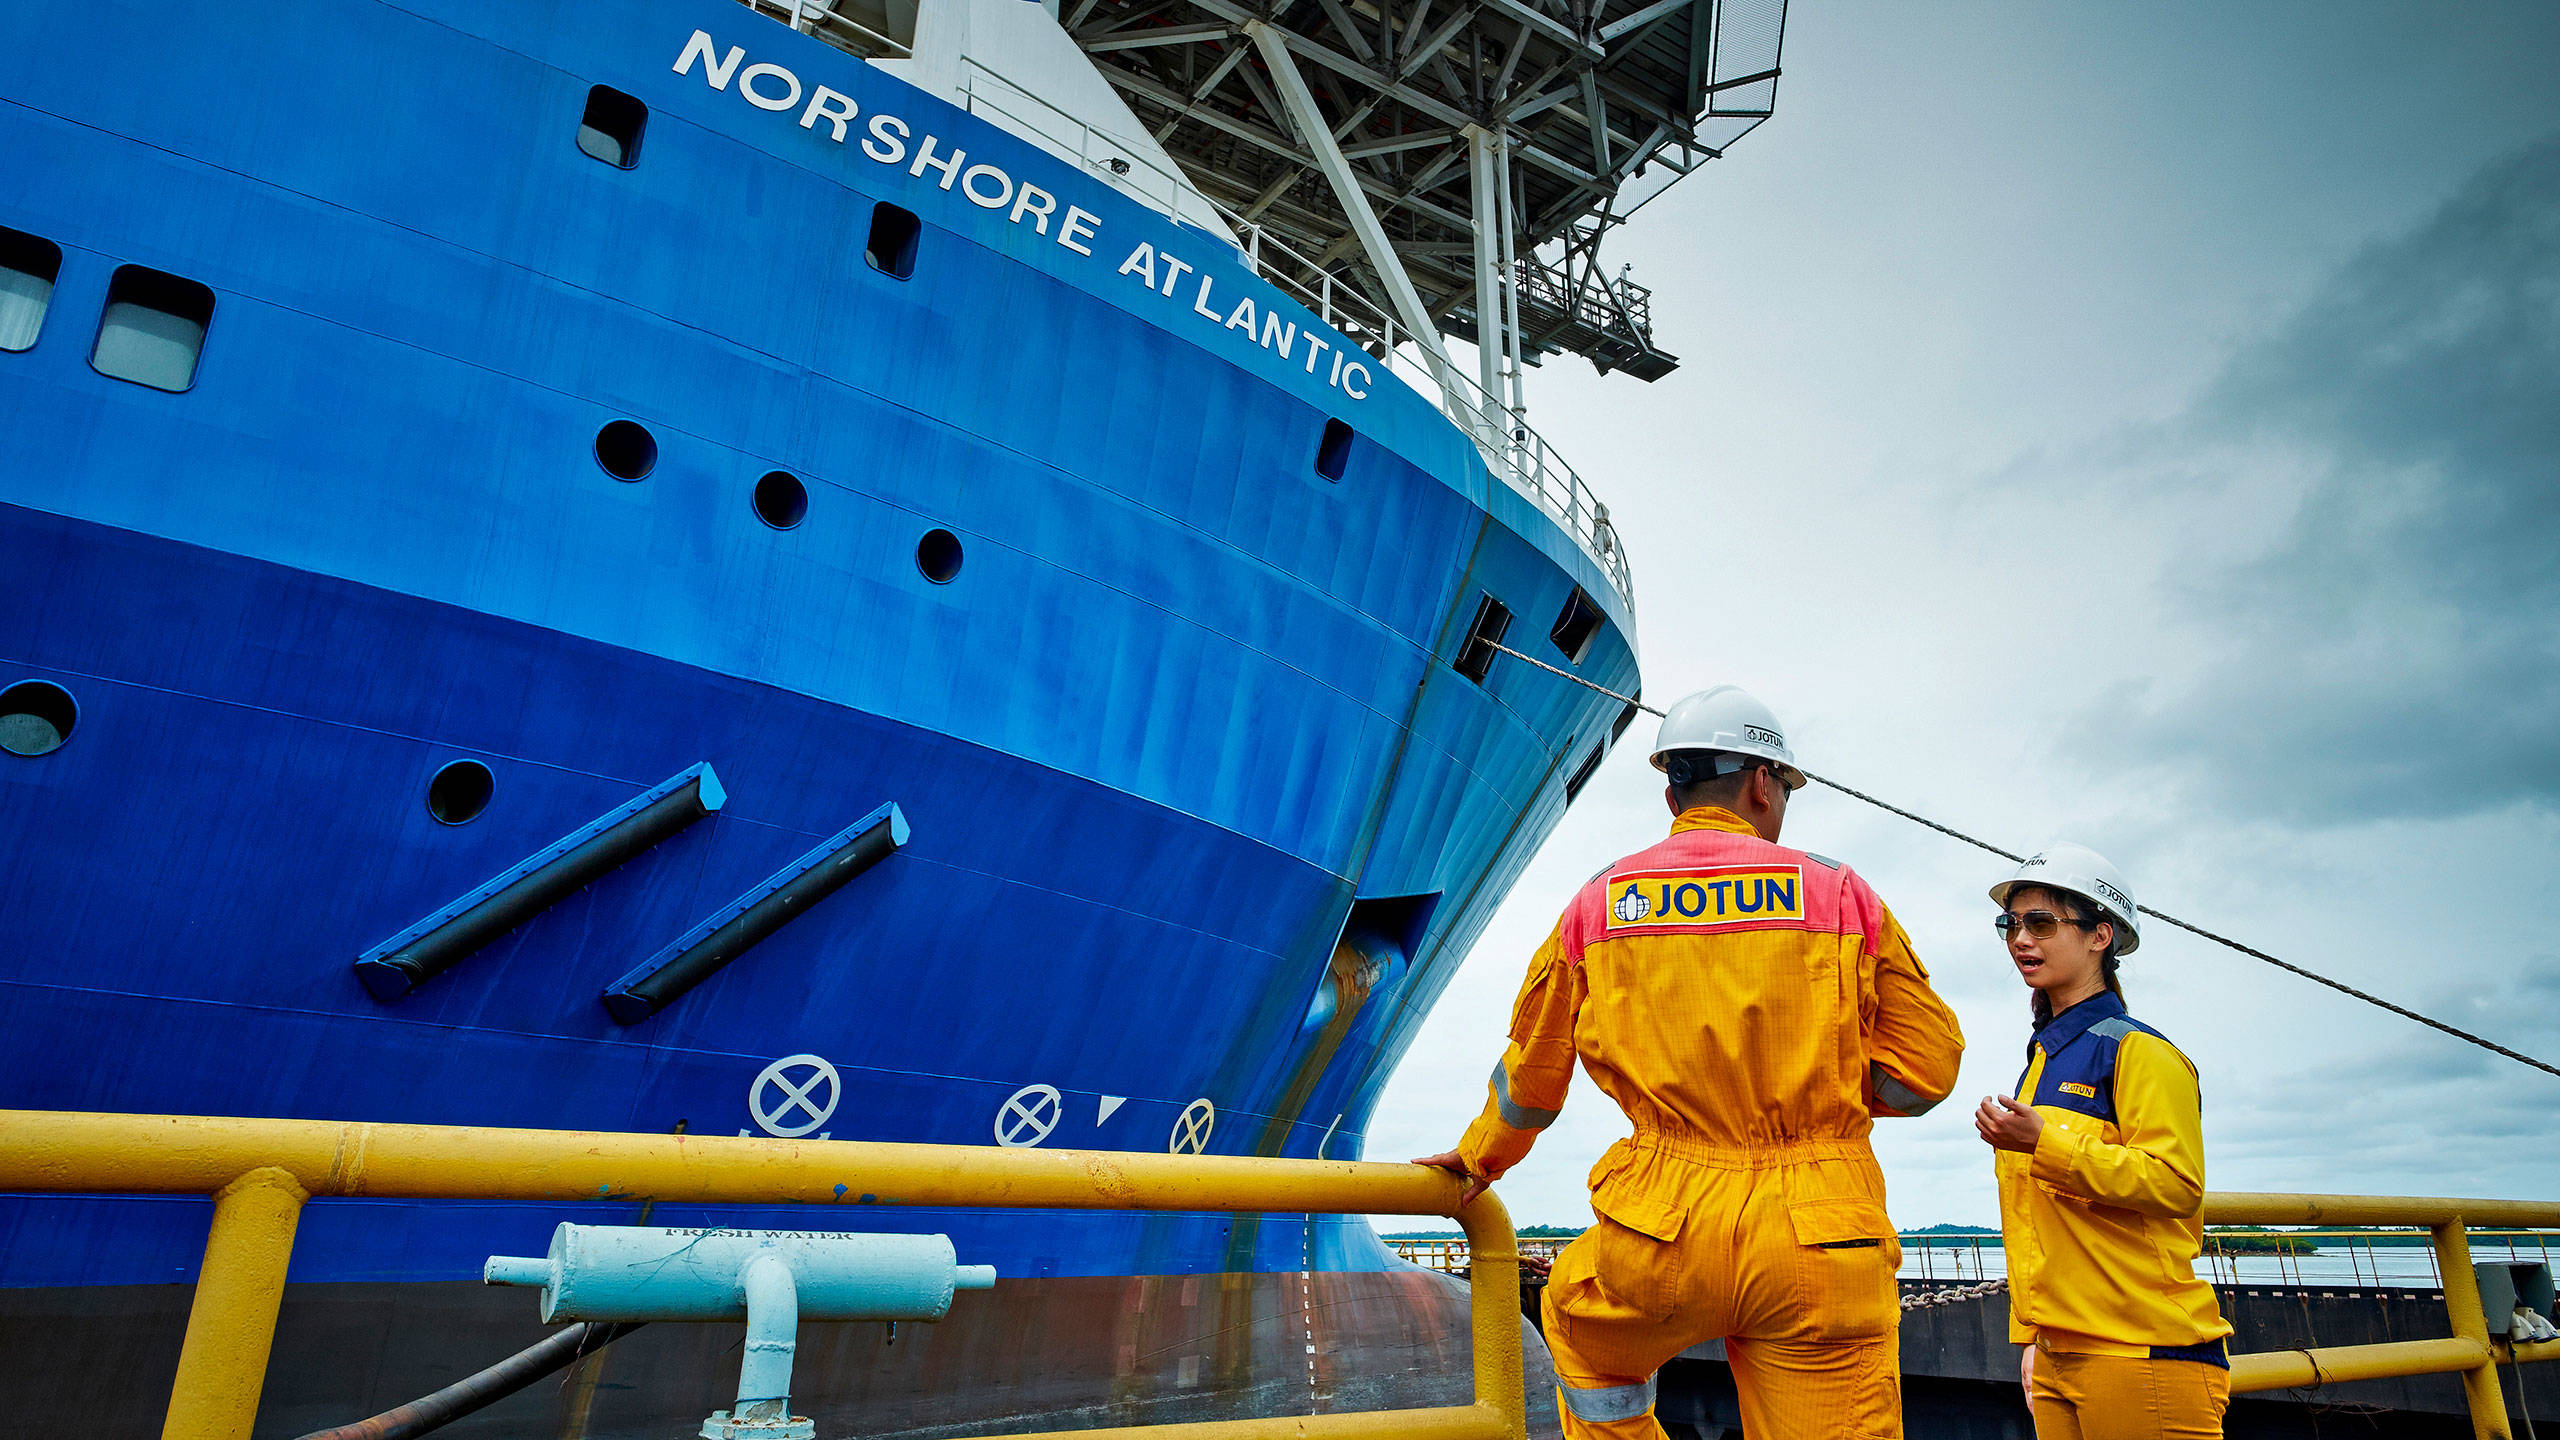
[1368,0,2560,1230]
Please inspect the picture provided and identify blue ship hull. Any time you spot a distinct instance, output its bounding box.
[0,0,1634,1430]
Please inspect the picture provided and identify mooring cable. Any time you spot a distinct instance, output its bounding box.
[1480,639,2560,1081]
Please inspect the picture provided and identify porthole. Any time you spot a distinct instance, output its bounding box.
[426,759,494,825]
[867,203,921,279]
[594,419,657,481]
[916,528,963,583]
[577,85,648,168]
[0,680,78,757]
[1315,418,1353,481]
[754,470,808,529]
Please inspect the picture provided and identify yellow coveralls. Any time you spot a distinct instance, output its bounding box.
[1457,807,1966,1440]
[1996,992,2232,1440]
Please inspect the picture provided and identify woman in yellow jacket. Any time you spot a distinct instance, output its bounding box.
[1973,844,2232,1440]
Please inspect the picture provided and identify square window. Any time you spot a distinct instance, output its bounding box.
[867,203,921,279]
[93,265,215,392]
[0,226,62,353]
[578,86,648,168]
[1549,586,1604,664]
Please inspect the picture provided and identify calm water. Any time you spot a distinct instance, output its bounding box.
[1900,1237,2560,1288]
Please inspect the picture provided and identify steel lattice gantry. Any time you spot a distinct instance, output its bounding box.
[1064,0,1785,380]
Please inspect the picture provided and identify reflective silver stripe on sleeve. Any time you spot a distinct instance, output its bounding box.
[1491,1062,1560,1130]
[1870,1062,1941,1116]
[1558,1374,1657,1423]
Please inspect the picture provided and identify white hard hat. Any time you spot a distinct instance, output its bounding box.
[1648,685,1806,790]
[1988,843,2142,956]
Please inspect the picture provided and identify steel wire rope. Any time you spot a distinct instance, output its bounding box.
[1478,640,2560,1080]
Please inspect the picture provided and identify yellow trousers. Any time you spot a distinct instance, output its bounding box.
[2028,1346,2230,1440]
[1540,1205,1903,1440]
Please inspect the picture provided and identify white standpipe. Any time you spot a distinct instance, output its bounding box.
[734,1252,801,1424]
[485,1224,997,1440]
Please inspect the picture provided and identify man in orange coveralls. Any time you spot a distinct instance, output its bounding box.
[1418,685,1966,1440]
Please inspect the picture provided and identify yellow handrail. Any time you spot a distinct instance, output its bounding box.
[1408,1189,2560,1440]
[2204,1193,2560,1437]
[8,1110,2556,1440]
[0,1110,1525,1440]
[2206,1194,2560,1230]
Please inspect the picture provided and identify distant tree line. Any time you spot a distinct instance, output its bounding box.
[2203,1227,2320,1255]
[1386,1222,2370,1256]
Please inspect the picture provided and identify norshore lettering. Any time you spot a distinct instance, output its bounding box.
[674,30,1374,402]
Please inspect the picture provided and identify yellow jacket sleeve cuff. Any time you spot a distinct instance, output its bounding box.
[2027,1122,2083,1192]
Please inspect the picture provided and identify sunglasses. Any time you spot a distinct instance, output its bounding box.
[1993,909,2092,941]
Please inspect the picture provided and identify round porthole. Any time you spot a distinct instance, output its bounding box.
[594,420,658,481]
[426,759,495,825]
[754,470,808,529]
[0,680,77,757]
[916,528,963,584]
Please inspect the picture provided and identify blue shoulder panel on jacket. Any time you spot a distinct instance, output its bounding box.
[2033,1005,2185,1124]
[2035,1029,2125,1123]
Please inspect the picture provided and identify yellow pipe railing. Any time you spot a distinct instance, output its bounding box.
[0,1110,1525,1440]
[2197,1194,2560,1436]
[7,1111,2557,1440]
[1416,1188,2560,1439]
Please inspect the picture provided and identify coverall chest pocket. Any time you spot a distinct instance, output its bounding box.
[1582,1158,1688,1323]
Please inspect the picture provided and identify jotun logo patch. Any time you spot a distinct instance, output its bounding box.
[1603,866,1804,931]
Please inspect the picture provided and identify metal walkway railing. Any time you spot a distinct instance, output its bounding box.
[0,1110,1526,1440]
[11,1108,2553,1440]
[1399,1193,2560,1439]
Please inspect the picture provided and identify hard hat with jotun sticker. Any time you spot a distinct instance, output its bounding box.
[1988,842,2142,955]
[1648,685,1807,790]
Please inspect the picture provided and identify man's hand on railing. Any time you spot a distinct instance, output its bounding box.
[1410,1150,1491,1207]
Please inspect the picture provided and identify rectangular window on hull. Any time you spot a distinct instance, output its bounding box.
[1316,418,1353,481]
[1565,743,1606,803]
[92,265,214,392]
[0,227,61,353]
[867,203,921,279]
[1453,594,1513,684]
[1550,585,1604,664]
[578,85,647,168]
[1612,693,1643,742]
